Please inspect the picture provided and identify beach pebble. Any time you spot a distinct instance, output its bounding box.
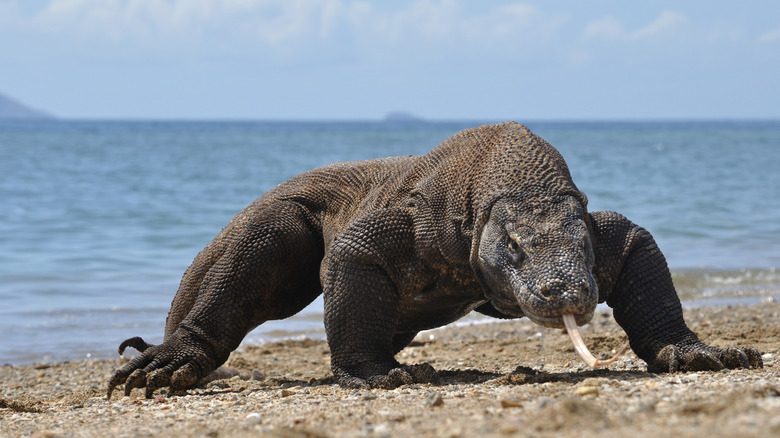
[574,386,599,396]
[425,391,444,407]
[500,397,523,408]
[579,377,617,387]
[245,412,262,425]
[681,373,702,383]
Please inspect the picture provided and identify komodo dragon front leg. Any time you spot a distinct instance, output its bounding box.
[323,208,438,389]
[589,211,763,372]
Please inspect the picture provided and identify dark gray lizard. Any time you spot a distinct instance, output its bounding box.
[107,121,762,398]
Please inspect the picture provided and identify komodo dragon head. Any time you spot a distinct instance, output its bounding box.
[472,194,623,367]
[475,195,598,329]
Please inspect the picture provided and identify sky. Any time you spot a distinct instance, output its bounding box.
[1,0,779,120]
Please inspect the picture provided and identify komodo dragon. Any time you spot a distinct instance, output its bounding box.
[107,122,762,398]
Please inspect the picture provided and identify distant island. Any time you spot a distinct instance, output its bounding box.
[383,111,425,122]
[0,92,55,120]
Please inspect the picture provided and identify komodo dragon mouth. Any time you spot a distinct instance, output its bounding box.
[562,313,628,367]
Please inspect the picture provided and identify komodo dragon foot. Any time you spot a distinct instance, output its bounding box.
[647,340,763,373]
[107,329,221,399]
[337,363,439,389]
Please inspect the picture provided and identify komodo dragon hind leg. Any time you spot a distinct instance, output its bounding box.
[107,201,325,399]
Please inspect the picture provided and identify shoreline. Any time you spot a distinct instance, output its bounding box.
[2,302,779,437]
[4,288,778,367]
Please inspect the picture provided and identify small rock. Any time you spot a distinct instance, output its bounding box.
[374,423,391,434]
[362,392,378,400]
[425,391,444,407]
[574,386,599,396]
[280,389,295,397]
[500,397,523,408]
[580,377,616,387]
[245,412,262,425]
[252,370,266,381]
[681,374,701,383]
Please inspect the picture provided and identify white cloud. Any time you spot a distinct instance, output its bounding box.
[584,10,687,42]
[15,0,564,57]
[759,26,780,42]
[0,1,22,26]
[584,16,623,40]
[31,0,318,43]
[631,10,686,40]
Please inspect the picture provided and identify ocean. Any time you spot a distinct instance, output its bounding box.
[1,120,778,365]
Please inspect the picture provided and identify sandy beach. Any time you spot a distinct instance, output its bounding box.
[2,301,778,437]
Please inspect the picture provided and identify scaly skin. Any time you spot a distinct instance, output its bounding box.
[107,122,762,398]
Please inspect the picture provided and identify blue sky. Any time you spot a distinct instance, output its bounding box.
[1,0,779,119]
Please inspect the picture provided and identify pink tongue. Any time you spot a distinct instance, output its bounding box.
[562,314,627,368]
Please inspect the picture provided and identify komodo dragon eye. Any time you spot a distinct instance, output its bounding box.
[506,236,525,263]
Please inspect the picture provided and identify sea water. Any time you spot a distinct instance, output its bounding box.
[1,120,778,364]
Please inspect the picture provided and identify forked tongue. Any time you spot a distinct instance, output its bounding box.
[562,313,627,367]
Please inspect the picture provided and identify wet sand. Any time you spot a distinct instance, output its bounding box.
[2,302,779,437]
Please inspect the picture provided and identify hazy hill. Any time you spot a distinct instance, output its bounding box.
[0,93,54,119]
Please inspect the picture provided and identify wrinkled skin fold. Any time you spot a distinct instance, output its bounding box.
[107,122,762,399]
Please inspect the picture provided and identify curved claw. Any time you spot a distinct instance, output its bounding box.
[740,346,764,368]
[145,368,173,399]
[107,348,157,399]
[338,376,370,389]
[681,348,725,372]
[118,336,155,355]
[720,347,750,369]
[124,369,149,396]
[106,372,127,399]
[171,363,202,391]
[367,368,414,389]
